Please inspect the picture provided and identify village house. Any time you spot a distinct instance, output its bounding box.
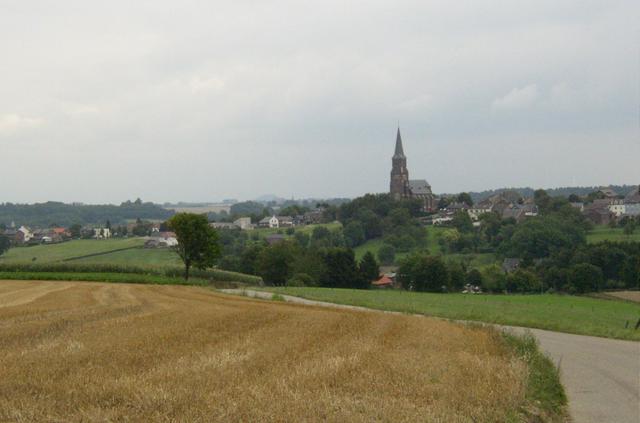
[233,217,253,230]
[93,227,112,239]
[372,273,397,289]
[624,185,640,204]
[16,226,34,244]
[584,207,614,225]
[602,199,625,217]
[597,187,619,199]
[303,209,324,224]
[622,203,640,217]
[468,201,493,220]
[259,215,294,229]
[145,231,178,248]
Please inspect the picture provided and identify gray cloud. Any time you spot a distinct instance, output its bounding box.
[1,0,638,203]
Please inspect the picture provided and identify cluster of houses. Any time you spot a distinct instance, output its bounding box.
[429,185,640,227]
[144,231,178,248]
[0,221,178,248]
[1,225,71,245]
[572,186,640,225]
[210,209,325,231]
[432,191,539,226]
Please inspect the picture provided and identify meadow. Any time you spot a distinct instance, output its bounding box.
[0,238,145,264]
[0,280,559,422]
[264,287,640,341]
[586,225,640,243]
[253,222,343,239]
[0,238,262,286]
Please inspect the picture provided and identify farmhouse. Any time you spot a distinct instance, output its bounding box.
[146,231,178,248]
[16,226,34,244]
[258,215,294,229]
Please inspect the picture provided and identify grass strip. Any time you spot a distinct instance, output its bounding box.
[260,287,640,341]
[0,262,262,285]
[0,271,210,286]
[502,332,567,422]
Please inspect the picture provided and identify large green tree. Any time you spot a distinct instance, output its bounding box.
[168,213,221,280]
[359,251,380,283]
[398,254,449,292]
[256,242,296,286]
[320,248,366,289]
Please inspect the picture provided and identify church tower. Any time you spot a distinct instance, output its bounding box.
[390,127,409,199]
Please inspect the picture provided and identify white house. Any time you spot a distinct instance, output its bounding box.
[17,226,33,242]
[432,216,453,225]
[93,228,112,239]
[608,200,626,217]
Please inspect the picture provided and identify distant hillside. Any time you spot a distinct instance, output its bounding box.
[466,185,636,203]
[0,200,173,228]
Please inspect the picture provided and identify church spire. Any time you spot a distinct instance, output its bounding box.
[393,127,405,159]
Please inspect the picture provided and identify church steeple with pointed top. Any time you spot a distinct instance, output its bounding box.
[393,127,405,159]
[390,127,409,200]
[389,127,436,210]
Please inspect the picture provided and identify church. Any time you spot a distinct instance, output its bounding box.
[389,128,436,211]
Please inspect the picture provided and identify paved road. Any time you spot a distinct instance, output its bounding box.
[221,289,640,423]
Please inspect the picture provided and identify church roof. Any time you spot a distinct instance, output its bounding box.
[409,179,432,195]
[393,127,405,159]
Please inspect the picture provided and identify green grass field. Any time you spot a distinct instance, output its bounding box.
[354,226,498,270]
[252,222,343,239]
[263,287,640,341]
[0,271,209,286]
[0,238,146,264]
[72,247,183,268]
[0,238,185,270]
[354,225,447,261]
[587,226,640,243]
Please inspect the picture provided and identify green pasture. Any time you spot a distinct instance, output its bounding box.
[0,238,145,264]
[251,222,343,239]
[72,247,182,268]
[263,287,640,341]
[587,226,640,243]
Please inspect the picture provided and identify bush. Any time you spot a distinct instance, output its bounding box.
[287,273,313,287]
[506,269,542,293]
[567,263,604,293]
[481,264,506,293]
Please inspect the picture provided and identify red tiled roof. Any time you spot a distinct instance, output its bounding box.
[372,275,393,286]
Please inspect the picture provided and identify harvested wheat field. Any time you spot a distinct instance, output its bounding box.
[0,280,529,422]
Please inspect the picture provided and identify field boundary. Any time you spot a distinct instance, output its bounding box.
[61,246,143,262]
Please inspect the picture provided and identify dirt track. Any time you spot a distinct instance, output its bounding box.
[222,289,640,423]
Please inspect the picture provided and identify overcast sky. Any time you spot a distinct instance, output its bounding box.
[1,0,638,204]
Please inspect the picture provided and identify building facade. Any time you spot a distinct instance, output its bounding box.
[389,128,436,211]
